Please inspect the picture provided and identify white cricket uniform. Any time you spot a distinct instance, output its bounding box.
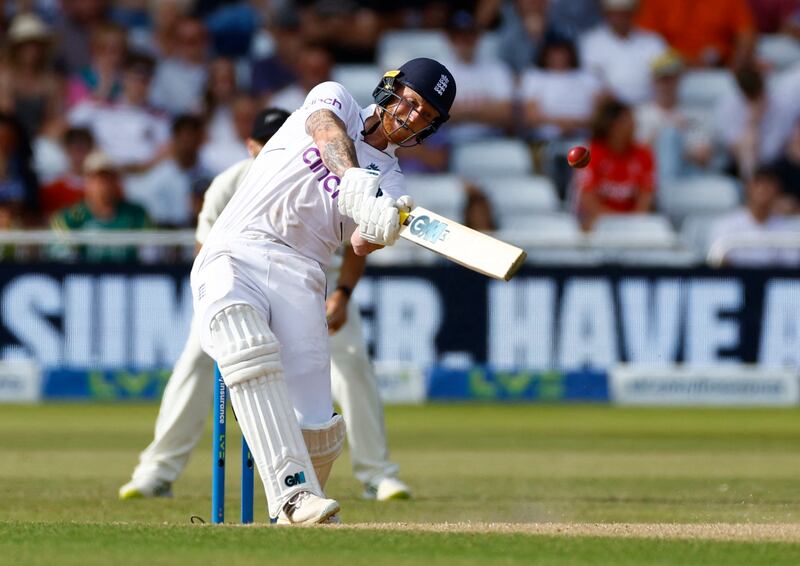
[131,147,400,487]
[192,81,404,424]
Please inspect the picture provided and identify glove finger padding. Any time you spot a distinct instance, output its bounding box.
[395,195,414,213]
[380,206,400,245]
[339,184,366,222]
[359,195,400,246]
[338,168,381,222]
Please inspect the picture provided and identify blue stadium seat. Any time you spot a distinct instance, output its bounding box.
[403,174,466,221]
[590,213,677,248]
[451,139,534,179]
[376,31,455,70]
[680,213,729,256]
[757,34,800,71]
[678,70,738,109]
[332,64,382,107]
[659,174,741,222]
[474,175,559,228]
[498,211,582,236]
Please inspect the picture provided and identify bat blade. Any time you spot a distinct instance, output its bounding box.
[398,207,526,281]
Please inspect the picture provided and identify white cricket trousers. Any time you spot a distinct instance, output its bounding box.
[132,273,398,487]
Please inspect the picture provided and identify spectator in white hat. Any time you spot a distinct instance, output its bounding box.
[0,13,63,139]
[50,151,151,263]
[635,50,719,186]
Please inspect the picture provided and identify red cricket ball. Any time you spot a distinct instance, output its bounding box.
[567,146,591,168]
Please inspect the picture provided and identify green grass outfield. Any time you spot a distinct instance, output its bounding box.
[1,404,799,564]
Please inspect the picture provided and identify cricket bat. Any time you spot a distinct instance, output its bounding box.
[398,207,526,281]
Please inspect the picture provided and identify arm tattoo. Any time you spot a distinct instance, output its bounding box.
[322,136,358,177]
[306,109,358,176]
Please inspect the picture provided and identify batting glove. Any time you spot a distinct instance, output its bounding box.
[395,194,414,213]
[359,195,401,246]
[338,168,381,222]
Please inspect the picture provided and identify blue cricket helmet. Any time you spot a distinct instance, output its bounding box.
[372,57,457,143]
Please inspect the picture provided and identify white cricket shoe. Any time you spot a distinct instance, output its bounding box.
[275,512,341,525]
[362,477,412,501]
[276,491,340,525]
[118,477,173,500]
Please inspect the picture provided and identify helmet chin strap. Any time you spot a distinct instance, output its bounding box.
[360,109,383,138]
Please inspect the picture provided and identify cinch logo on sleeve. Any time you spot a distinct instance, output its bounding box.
[284,471,306,487]
[309,97,342,110]
[302,147,341,198]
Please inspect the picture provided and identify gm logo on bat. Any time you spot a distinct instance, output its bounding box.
[404,214,449,244]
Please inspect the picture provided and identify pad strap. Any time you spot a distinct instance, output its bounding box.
[302,414,346,490]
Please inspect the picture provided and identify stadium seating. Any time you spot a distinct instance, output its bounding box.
[498,211,582,237]
[677,70,738,109]
[376,30,455,70]
[680,213,728,257]
[475,31,501,61]
[376,29,502,70]
[403,173,466,220]
[757,34,800,71]
[331,64,382,107]
[451,138,534,179]
[474,175,559,228]
[659,174,741,222]
[590,213,677,248]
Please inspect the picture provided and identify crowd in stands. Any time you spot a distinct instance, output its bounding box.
[0,0,799,266]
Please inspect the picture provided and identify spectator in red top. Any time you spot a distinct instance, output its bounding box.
[40,128,94,218]
[575,99,656,230]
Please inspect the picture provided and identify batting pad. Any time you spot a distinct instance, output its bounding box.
[302,414,346,490]
[210,304,323,518]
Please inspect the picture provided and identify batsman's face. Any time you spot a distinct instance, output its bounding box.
[382,84,440,146]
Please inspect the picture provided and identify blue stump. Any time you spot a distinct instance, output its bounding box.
[212,364,226,524]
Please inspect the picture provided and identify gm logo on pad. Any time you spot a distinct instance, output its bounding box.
[284,471,306,487]
[407,215,449,244]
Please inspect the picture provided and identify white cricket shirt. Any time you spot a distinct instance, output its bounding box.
[195,157,252,244]
[202,81,405,268]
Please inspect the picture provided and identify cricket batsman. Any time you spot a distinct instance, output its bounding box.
[127,58,455,524]
[119,108,412,505]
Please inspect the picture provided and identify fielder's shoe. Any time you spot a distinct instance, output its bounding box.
[118,478,173,500]
[362,477,412,501]
[276,491,340,525]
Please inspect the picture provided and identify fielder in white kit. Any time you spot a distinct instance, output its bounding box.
[119,107,410,503]
[191,58,455,524]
